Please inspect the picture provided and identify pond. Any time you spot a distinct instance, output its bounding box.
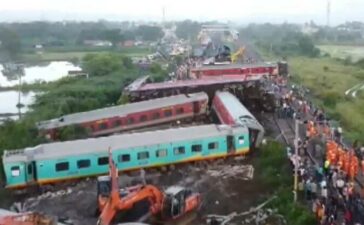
[0,61,81,87]
[0,90,38,121]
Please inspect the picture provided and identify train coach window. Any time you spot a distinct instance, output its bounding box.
[55,162,69,172]
[238,136,245,145]
[152,112,160,120]
[118,154,130,162]
[173,146,185,155]
[208,142,219,150]
[140,115,148,122]
[156,149,168,158]
[164,109,172,117]
[11,166,20,177]
[113,120,121,127]
[127,117,134,125]
[137,152,149,160]
[191,144,202,152]
[98,157,109,165]
[27,164,32,174]
[77,159,91,169]
[99,123,107,130]
[176,107,184,115]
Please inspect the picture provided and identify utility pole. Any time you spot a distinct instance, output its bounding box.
[326,0,331,27]
[293,118,300,202]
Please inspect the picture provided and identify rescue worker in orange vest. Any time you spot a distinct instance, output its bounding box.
[349,165,356,181]
[338,153,345,170]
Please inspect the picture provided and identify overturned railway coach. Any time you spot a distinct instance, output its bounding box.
[190,63,277,79]
[124,76,275,112]
[3,124,250,189]
[212,91,264,148]
[37,93,208,140]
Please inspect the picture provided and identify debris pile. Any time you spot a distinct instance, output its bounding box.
[205,196,286,225]
[206,165,254,180]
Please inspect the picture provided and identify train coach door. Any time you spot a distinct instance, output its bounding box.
[193,101,200,114]
[249,129,258,148]
[227,135,235,154]
[26,162,37,184]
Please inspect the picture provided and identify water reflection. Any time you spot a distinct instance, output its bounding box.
[0,91,37,121]
[0,61,81,87]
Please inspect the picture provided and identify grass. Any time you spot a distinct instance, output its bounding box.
[254,141,316,225]
[288,56,364,142]
[21,47,152,63]
[317,44,364,63]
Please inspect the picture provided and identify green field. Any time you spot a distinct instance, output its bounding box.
[289,56,364,141]
[317,45,364,62]
[21,47,152,62]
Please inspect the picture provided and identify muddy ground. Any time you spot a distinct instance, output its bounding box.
[15,159,267,225]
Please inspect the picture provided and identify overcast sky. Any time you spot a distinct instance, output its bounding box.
[0,0,363,25]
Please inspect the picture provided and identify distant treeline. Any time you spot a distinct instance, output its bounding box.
[239,22,364,58]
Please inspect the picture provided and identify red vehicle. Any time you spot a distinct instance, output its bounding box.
[37,93,208,140]
[190,63,277,79]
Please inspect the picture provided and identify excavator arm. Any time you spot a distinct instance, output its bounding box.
[97,149,164,225]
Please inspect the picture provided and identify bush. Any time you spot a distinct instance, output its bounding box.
[322,91,341,108]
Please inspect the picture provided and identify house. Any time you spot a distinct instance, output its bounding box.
[83,40,112,47]
[123,40,135,47]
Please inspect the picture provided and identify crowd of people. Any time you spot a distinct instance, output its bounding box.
[272,76,364,225]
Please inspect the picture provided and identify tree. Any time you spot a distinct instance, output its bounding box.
[0,28,21,59]
[58,125,90,141]
[102,29,124,47]
[82,54,123,76]
[298,35,320,57]
[121,56,134,69]
[149,63,168,82]
[136,25,164,41]
[175,20,201,40]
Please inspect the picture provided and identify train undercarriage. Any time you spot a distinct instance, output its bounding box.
[124,76,276,113]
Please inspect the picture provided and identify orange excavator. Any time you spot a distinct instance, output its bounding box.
[96,150,201,225]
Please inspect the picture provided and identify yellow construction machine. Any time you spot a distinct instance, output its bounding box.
[231,47,245,63]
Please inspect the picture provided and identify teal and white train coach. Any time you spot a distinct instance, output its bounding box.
[2,124,250,189]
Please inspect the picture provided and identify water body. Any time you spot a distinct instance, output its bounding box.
[0,61,81,87]
[0,91,37,121]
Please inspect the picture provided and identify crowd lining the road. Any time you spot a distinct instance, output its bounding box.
[272,76,364,225]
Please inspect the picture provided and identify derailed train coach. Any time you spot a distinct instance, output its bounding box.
[124,75,276,112]
[212,91,264,148]
[37,92,209,140]
[3,124,250,189]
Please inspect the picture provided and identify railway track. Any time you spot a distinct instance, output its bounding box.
[273,116,295,147]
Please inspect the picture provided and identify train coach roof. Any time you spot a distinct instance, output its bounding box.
[191,63,276,71]
[3,124,248,163]
[136,76,261,92]
[36,92,208,130]
[215,91,257,121]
